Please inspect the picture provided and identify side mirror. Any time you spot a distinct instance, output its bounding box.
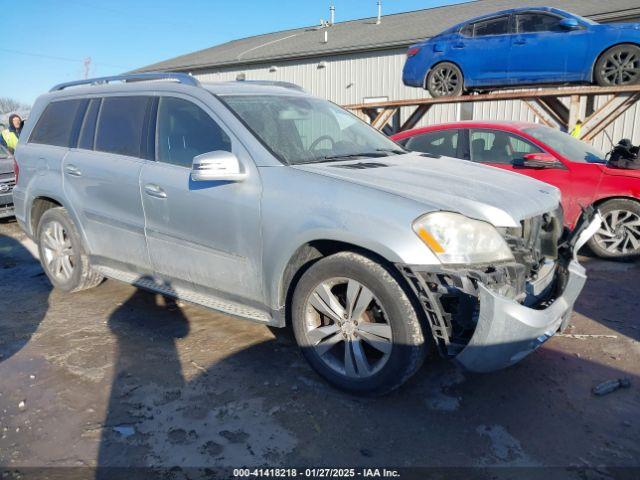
[191,151,247,182]
[559,18,580,31]
[515,153,563,169]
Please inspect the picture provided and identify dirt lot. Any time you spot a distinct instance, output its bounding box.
[0,218,639,477]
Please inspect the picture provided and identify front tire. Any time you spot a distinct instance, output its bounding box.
[588,199,640,259]
[37,207,103,292]
[594,44,640,87]
[427,62,464,97]
[291,251,427,395]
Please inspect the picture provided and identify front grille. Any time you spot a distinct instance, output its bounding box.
[0,179,15,193]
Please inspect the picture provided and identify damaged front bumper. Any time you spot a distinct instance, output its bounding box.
[400,210,602,373]
[454,259,585,372]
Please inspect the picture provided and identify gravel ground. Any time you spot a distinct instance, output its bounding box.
[0,218,639,478]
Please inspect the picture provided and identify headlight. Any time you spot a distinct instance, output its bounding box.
[413,212,514,265]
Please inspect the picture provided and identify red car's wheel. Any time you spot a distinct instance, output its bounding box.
[589,199,640,259]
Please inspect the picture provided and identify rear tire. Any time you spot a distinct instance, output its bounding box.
[427,62,464,97]
[37,207,103,292]
[594,44,640,87]
[291,251,427,396]
[588,199,640,259]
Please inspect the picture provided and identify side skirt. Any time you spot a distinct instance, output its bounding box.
[94,265,279,327]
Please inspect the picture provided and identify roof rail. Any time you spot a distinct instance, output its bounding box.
[49,72,200,92]
[236,80,305,92]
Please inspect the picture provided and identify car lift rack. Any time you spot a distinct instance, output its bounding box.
[344,84,640,142]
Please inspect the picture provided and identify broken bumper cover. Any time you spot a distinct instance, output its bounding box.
[455,260,586,373]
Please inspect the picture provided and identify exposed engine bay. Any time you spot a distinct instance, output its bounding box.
[399,207,592,357]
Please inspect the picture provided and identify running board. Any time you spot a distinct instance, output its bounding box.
[94,265,273,324]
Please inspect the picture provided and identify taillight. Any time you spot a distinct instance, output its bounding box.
[13,157,19,184]
[407,47,421,57]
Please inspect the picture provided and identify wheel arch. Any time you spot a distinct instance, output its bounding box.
[590,42,640,83]
[29,195,63,236]
[592,195,640,210]
[28,194,90,253]
[277,239,417,327]
[424,59,466,90]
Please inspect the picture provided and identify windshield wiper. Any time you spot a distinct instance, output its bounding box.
[296,148,408,165]
[376,148,408,155]
[298,152,389,164]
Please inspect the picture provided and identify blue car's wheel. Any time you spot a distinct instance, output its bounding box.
[595,44,640,87]
[427,62,464,98]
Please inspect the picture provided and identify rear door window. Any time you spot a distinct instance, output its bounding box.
[29,99,87,148]
[95,96,150,157]
[156,96,231,168]
[405,130,459,158]
[473,16,510,37]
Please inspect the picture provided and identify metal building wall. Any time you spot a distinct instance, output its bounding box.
[194,49,461,126]
[193,48,639,151]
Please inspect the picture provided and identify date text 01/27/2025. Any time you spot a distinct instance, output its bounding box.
[233,468,401,478]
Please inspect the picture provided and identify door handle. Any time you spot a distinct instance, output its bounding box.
[514,39,527,45]
[144,183,167,199]
[64,164,82,177]
[452,43,465,49]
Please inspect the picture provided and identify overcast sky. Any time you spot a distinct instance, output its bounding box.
[0,0,465,106]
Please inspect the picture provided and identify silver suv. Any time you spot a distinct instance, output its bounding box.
[13,73,599,395]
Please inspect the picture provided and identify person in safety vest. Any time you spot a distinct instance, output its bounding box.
[1,114,23,153]
[570,119,583,139]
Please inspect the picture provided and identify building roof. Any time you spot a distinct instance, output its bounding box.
[137,0,640,73]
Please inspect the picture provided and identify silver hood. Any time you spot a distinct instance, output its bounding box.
[293,153,560,227]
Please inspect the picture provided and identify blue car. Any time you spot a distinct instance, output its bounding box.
[403,7,640,97]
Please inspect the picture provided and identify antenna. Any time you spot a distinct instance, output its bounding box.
[376,0,382,24]
[329,3,335,25]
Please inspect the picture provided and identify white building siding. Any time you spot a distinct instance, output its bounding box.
[193,48,639,151]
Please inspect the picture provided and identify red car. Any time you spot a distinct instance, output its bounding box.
[392,121,640,258]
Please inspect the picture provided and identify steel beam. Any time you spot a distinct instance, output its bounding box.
[581,92,640,142]
[344,85,640,111]
[400,104,432,131]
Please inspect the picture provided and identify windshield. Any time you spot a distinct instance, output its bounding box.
[523,125,607,164]
[221,95,405,165]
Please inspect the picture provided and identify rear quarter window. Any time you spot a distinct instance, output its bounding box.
[29,99,87,148]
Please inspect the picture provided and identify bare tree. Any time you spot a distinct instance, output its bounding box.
[0,97,29,115]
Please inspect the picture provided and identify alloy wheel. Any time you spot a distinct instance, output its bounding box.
[303,277,393,379]
[600,49,640,86]
[41,220,75,281]
[430,66,460,96]
[593,209,640,255]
